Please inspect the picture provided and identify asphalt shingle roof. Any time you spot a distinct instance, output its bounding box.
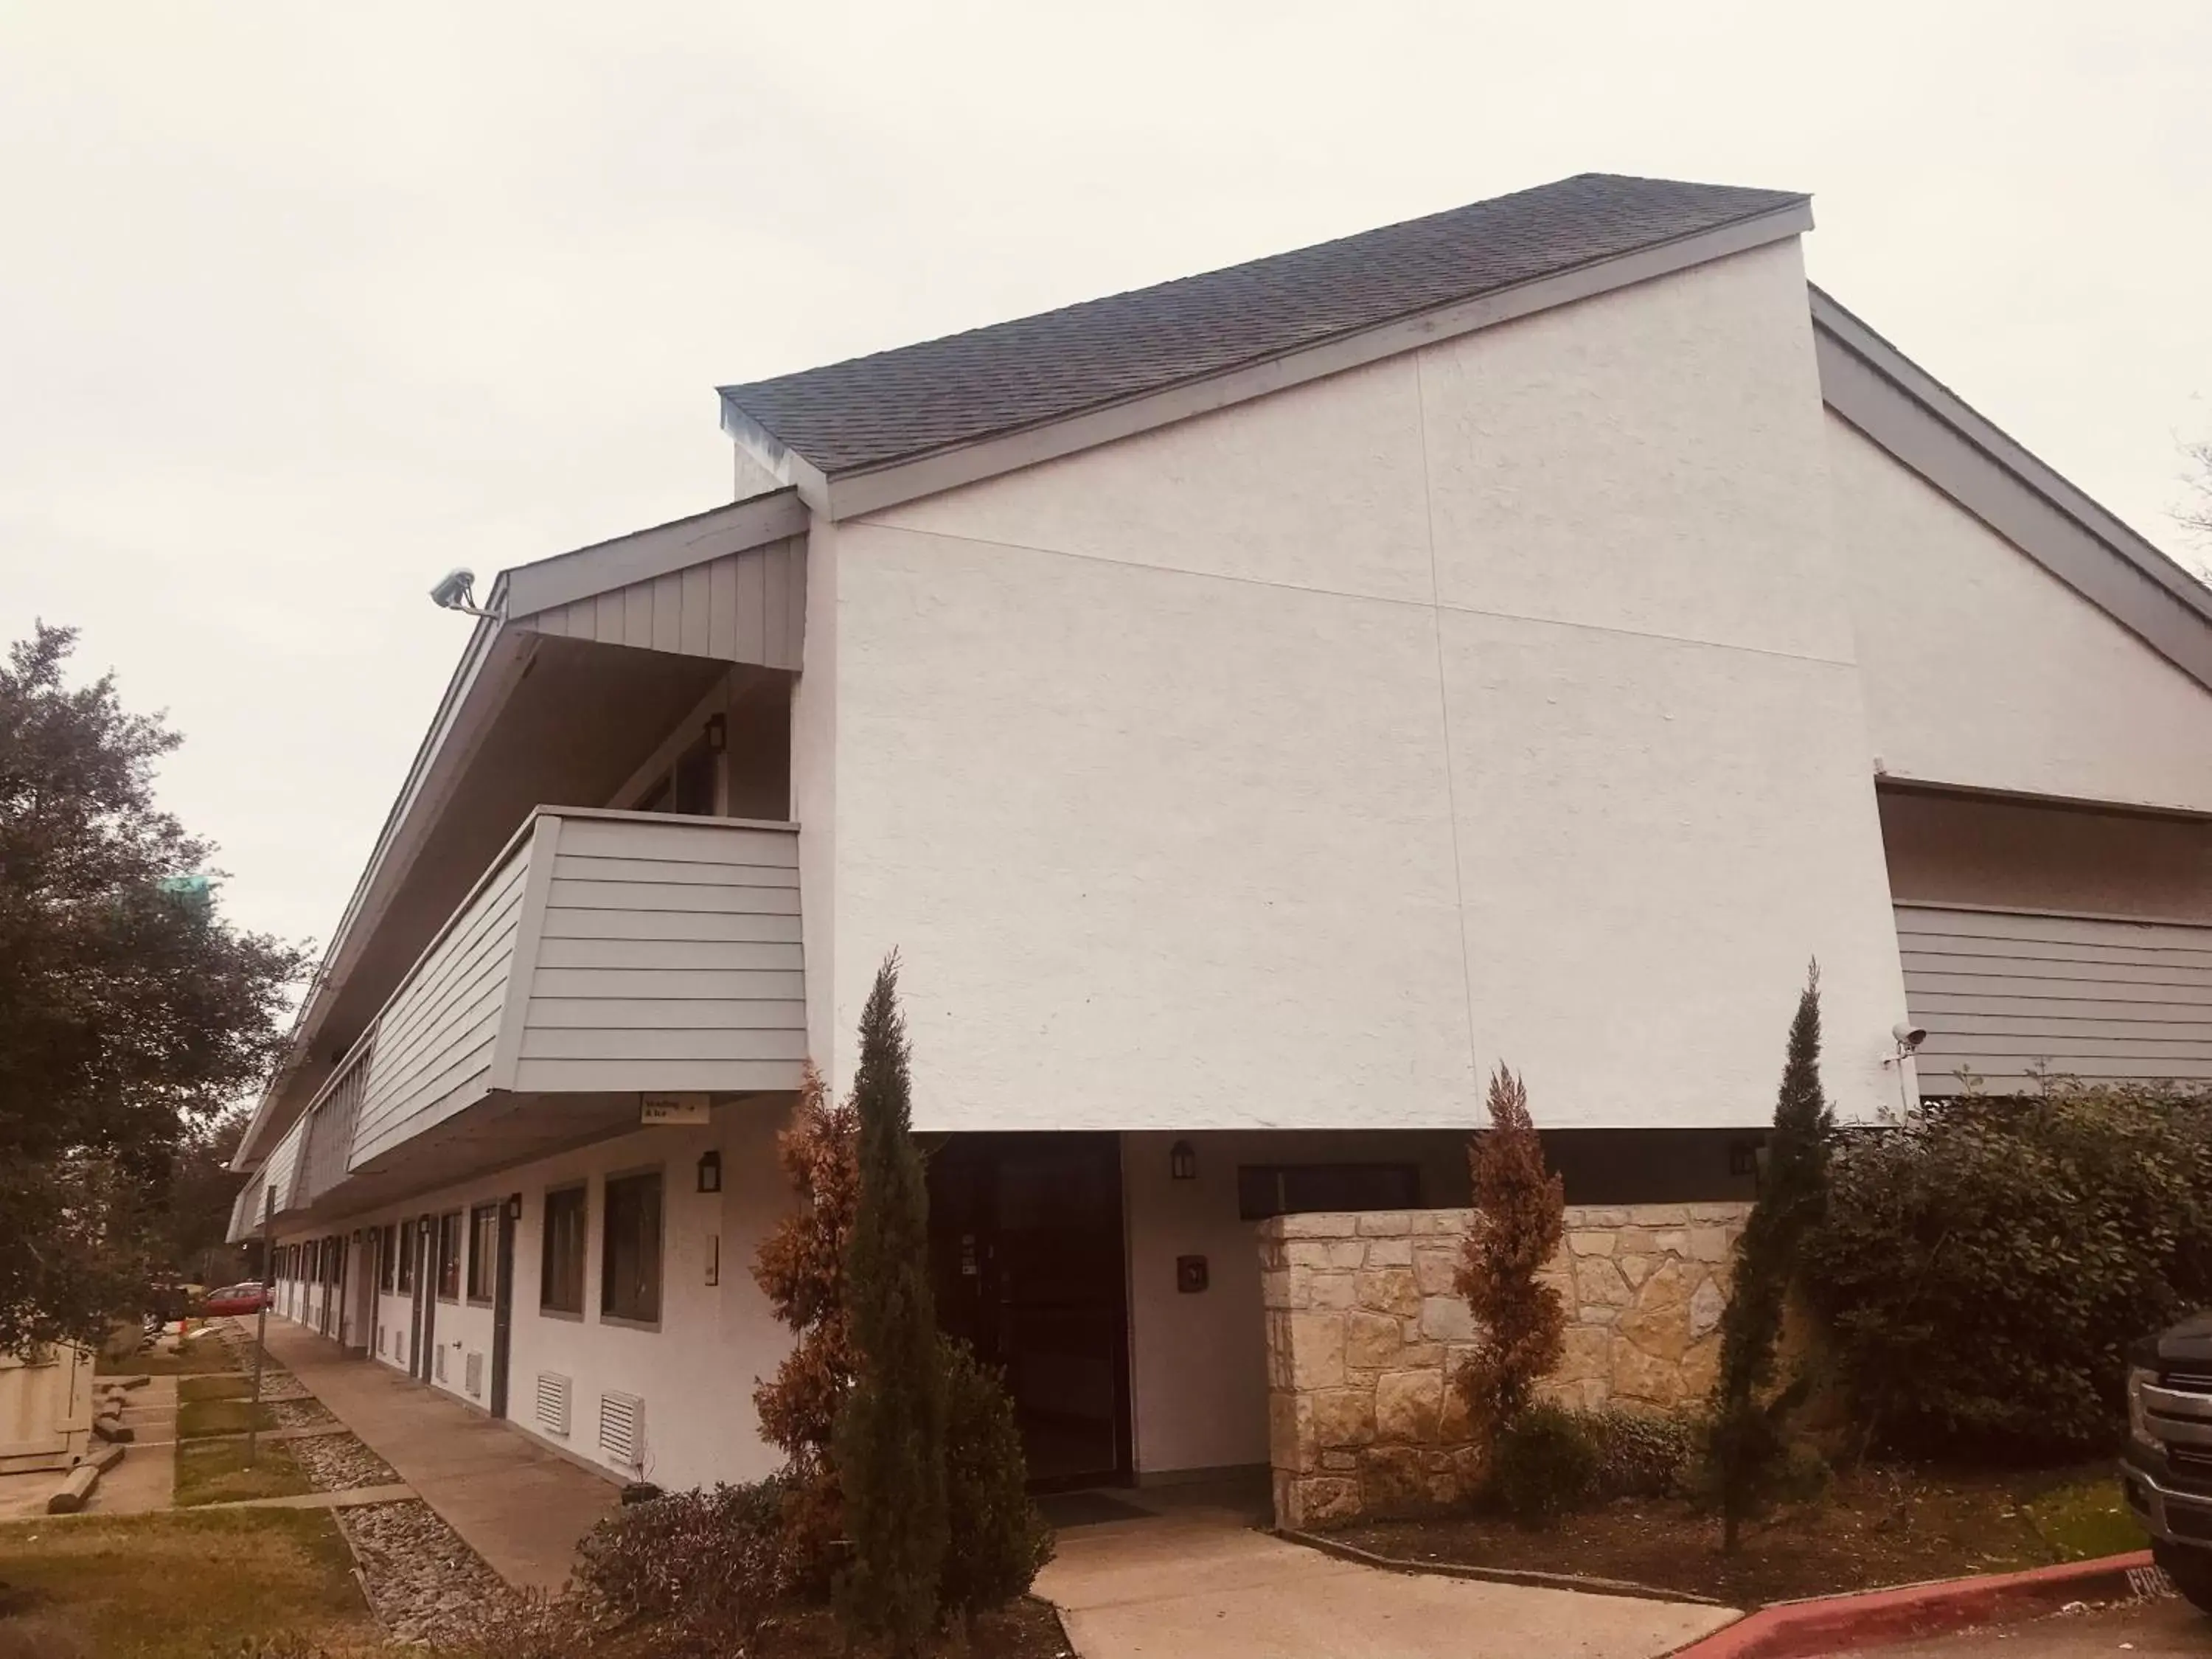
[717,173,1806,478]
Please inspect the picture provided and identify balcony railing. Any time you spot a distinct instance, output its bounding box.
[246,807,805,1228]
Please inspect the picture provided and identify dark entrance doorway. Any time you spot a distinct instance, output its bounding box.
[409,1218,434,1382]
[489,1194,518,1419]
[928,1133,1131,1489]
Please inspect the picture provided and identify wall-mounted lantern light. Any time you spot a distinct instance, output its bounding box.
[1169,1140,1197,1182]
[698,1150,723,1194]
[703,713,727,753]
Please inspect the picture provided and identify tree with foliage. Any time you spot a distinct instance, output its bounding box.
[1808,1083,2212,1460]
[1455,1064,1568,1441]
[0,625,304,1355]
[939,1335,1054,1628]
[751,1062,859,1585]
[1708,961,1833,1551]
[832,953,948,1655]
[156,1109,252,1286]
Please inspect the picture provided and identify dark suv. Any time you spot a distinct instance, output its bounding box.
[2124,1314,2212,1611]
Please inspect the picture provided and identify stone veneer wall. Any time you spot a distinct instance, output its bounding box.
[1258,1203,1750,1529]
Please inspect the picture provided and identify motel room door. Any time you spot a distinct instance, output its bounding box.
[929,1133,1132,1489]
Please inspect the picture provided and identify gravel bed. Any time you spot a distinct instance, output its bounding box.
[271,1398,337,1430]
[290,1429,400,1492]
[341,1498,517,1646]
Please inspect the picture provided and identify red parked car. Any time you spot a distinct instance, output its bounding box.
[198,1283,269,1316]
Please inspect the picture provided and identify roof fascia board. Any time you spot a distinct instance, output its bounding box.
[789,201,1811,522]
[1812,288,2210,618]
[1812,299,2212,695]
[503,490,809,619]
[238,613,534,1164]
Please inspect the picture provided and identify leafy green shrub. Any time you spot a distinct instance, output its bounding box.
[1489,1403,1599,1526]
[940,1337,1054,1621]
[1805,1085,2212,1459]
[1585,1407,1697,1498]
[571,1477,790,1655]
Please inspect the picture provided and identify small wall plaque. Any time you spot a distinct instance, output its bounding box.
[1176,1255,1208,1294]
[641,1093,710,1126]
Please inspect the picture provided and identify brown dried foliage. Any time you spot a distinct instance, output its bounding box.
[1455,1063,1568,1439]
[751,1062,860,1583]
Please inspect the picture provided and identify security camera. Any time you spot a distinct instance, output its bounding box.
[1891,1021,1928,1052]
[428,568,496,619]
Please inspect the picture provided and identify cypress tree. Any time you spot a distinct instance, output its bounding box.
[832,953,947,1653]
[1455,1065,1568,1440]
[1708,961,1833,1551]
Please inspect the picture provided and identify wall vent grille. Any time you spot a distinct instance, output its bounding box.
[598,1391,645,1470]
[465,1352,484,1399]
[434,1345,448,1383]
[535,1372,571,1438]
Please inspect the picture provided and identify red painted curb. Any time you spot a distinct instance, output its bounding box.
[1666,1551,2166,1659]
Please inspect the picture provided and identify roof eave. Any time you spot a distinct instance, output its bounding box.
[1809,285,2212,693]
[237,495,810,1168]
[726,198,1814,524]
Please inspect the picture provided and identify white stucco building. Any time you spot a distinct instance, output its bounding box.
[234,173,2212,1495]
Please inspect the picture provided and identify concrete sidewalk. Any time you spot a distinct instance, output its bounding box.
[253,1319,617,1592]
[1037,1507,1739,1659]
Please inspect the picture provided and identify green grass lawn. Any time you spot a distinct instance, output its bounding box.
[2023,1474,2149,1561]
[94,1341,237,1378]
[0,1509,378,1657]
[175,1397,276,1439]
[175,1372,259,1404]
[173,1436,315,1507]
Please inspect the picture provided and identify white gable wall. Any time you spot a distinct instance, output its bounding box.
[1828,416,2212,814]
[814,240,1911,1132]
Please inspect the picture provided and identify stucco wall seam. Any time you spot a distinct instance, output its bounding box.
[852,518,1862,672]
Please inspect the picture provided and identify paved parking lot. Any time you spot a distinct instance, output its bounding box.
[1849,1596,2205,1655]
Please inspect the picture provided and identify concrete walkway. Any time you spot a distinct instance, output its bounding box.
[253,1319,618,1592]
[1037,1503,1739,1659]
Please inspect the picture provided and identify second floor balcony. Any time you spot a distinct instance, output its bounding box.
[238,806,805,1234]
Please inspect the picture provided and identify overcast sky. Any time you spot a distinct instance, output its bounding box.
[4,1,2209,956]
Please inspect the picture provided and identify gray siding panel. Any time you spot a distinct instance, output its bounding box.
[297,1040,372,1207]
[248,810,807,1204]
[263,1119,305,1215]
[507,540,804,669]
[349,849,529,1168]
[511,1057,802,1093]
[517,816,805,1094]
[1898,903,2212,1092]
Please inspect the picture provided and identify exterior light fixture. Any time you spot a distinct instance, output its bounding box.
[703,714,727,752]
[1169,1140,1197,1181]
[697,1151,723,1194]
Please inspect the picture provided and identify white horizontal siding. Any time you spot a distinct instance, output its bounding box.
[1898,903,2212,1091]
[261,1118,307,1216]
[351,848,530,1167]
[517,816,806,1095]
